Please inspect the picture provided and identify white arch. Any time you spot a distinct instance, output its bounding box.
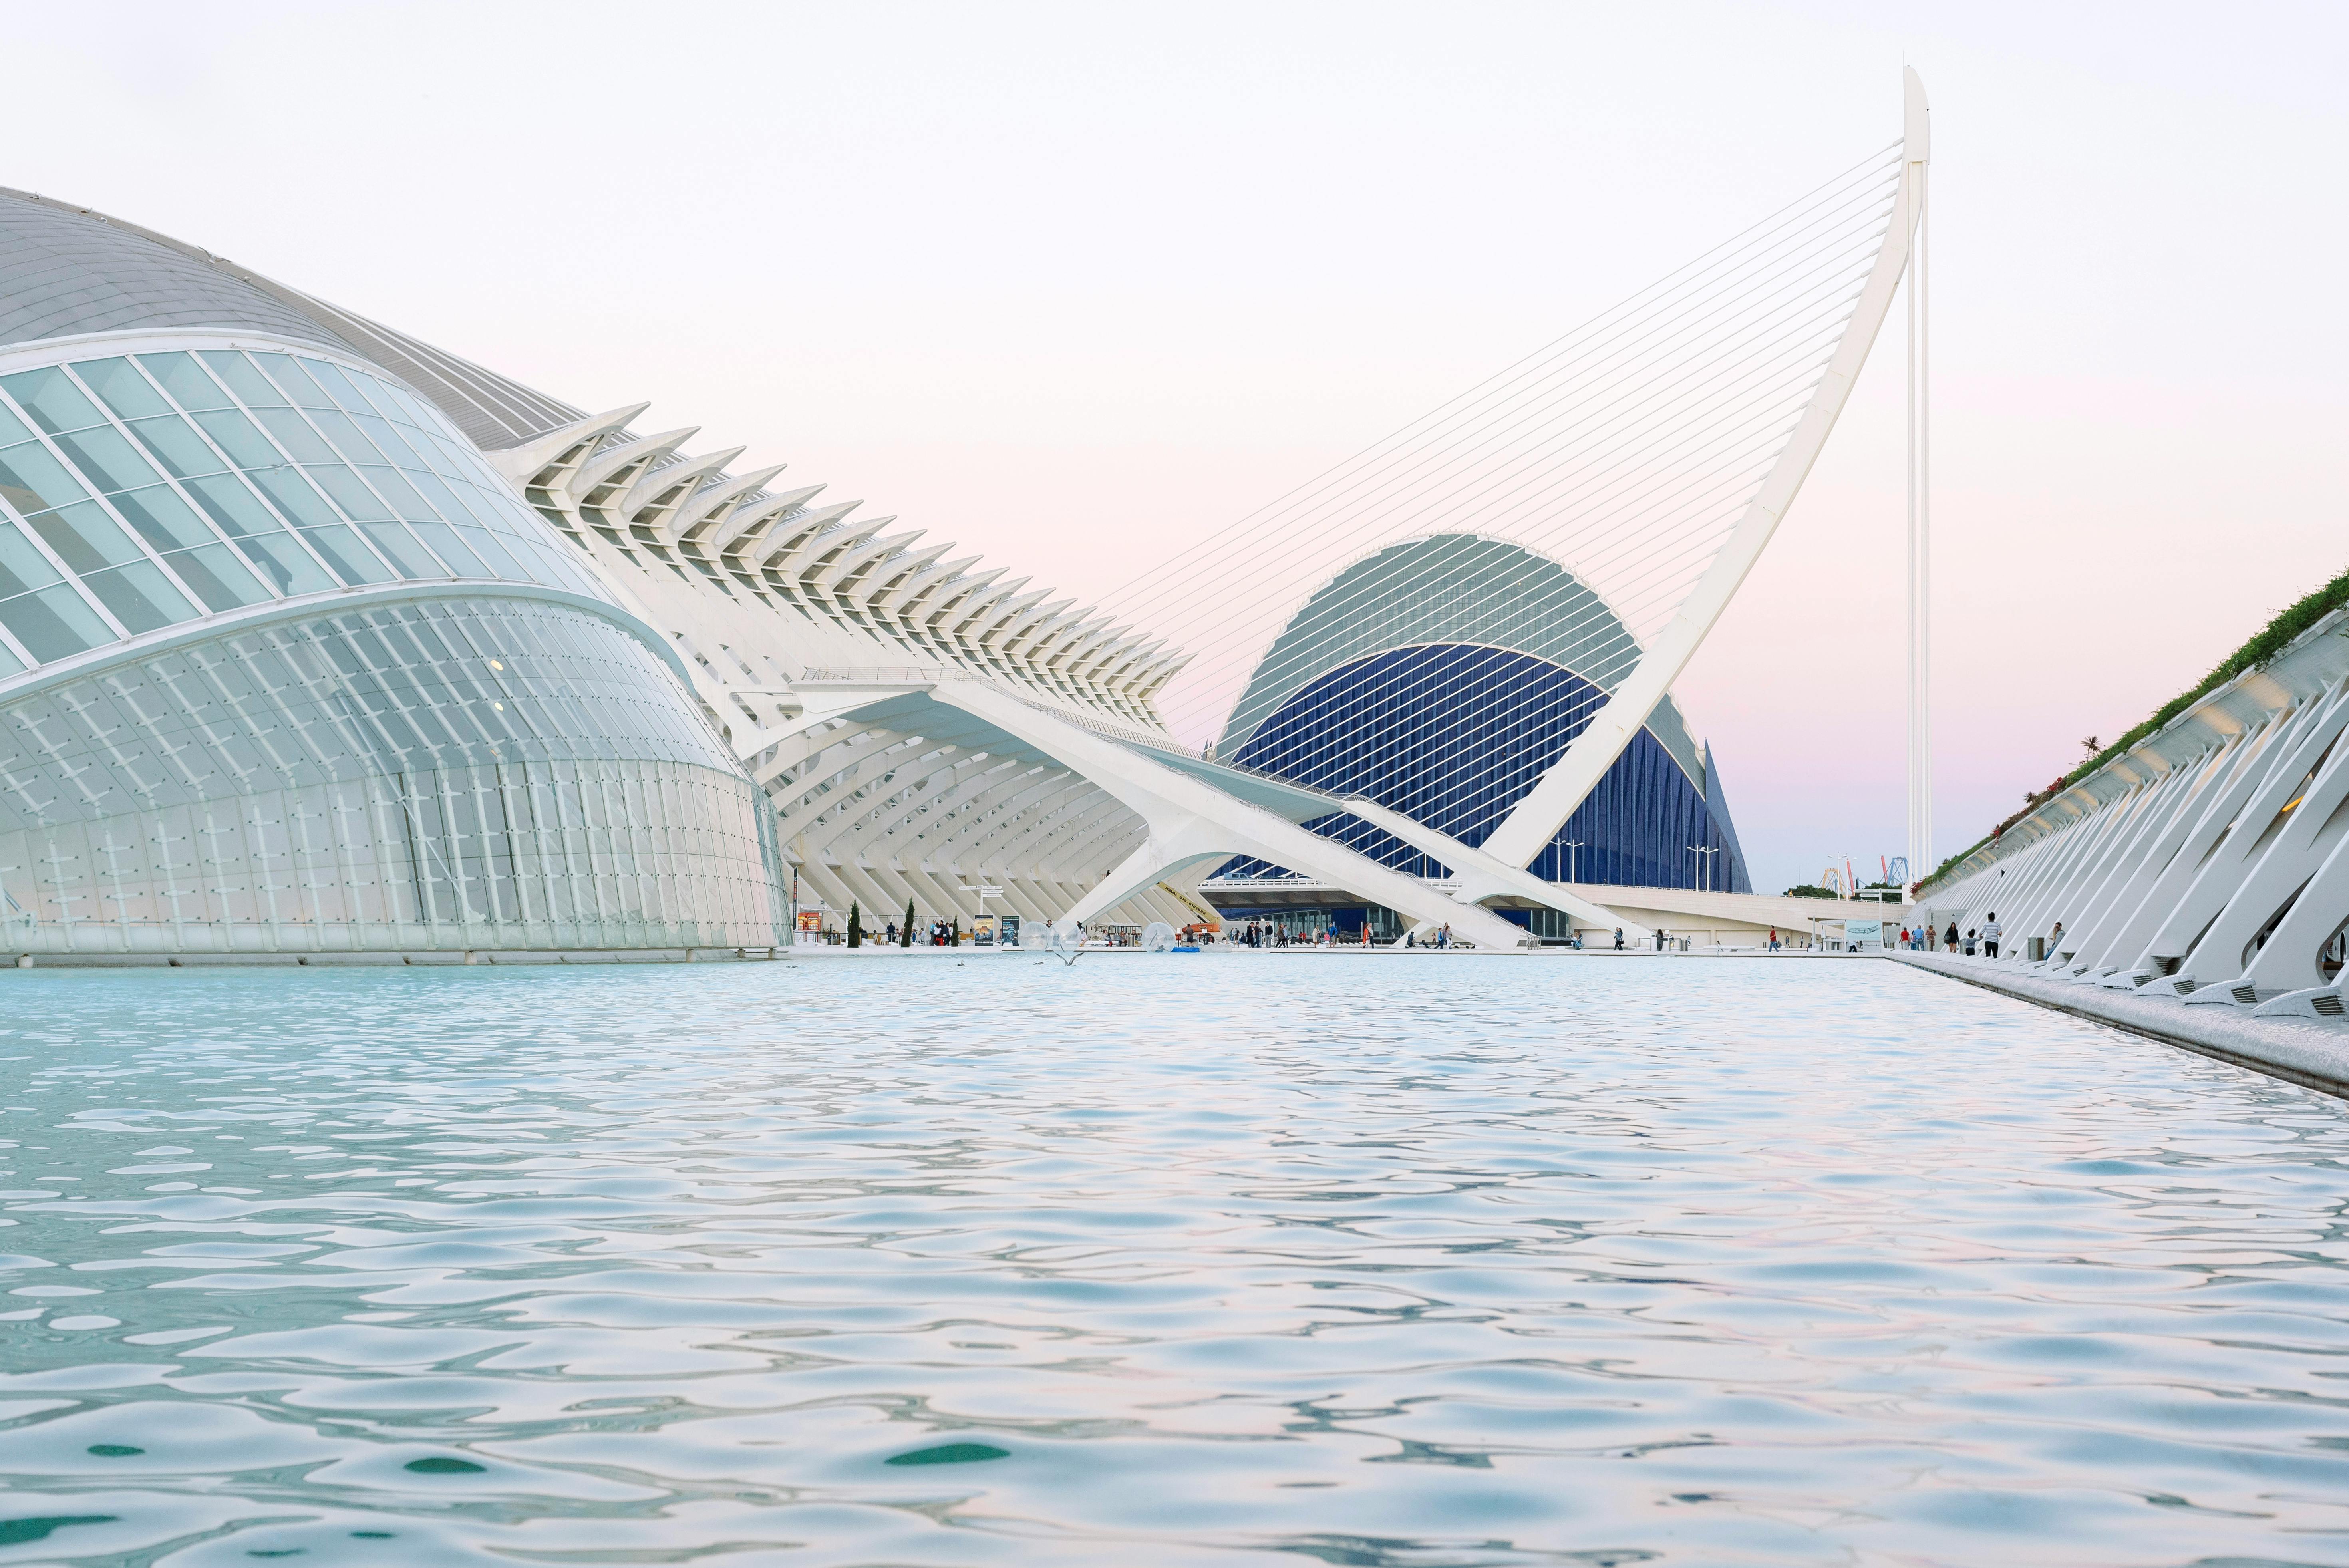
[1469,70,1932,879]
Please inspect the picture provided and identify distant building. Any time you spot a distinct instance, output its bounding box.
[1203,535,1750,941]
[0,185,1769,961]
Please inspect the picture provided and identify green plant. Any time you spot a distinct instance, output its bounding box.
[1781,884,1840,900]
[901,899,915,948]
[847,902,862,948]
[1920,562,2349,893]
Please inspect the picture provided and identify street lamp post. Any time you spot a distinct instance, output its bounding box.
[1561,840,1586,886]
[1686,845,1720,893]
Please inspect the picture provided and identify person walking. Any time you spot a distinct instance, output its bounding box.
[1944,920,1959,952]
[1614,927,1625,951]
[1981,911,2002,960]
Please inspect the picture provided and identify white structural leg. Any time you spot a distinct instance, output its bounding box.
[1920,616,2349,1014]
[1341,796,1649,939]
[1469,71,1932,880]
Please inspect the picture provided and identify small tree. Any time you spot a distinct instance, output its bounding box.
[951,915,962,946]
[847,902,862,948]
[901,899,916,947]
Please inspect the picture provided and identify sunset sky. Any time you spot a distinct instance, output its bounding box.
[16,1,2340,892]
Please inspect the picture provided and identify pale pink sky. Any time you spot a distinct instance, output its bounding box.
[13,1,2341,892]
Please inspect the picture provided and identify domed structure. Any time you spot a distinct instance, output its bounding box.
[1206,534,1750,940]
[0,189,784,960]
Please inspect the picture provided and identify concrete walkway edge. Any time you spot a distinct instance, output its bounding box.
[1890,952,2349,1099]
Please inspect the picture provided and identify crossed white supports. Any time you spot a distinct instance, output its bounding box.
[750,678,1551,948]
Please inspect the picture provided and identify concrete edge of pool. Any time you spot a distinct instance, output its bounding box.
[1892,951,2349,1099]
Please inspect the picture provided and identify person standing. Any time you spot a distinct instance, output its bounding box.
[1982,911,2002,960]
[1944,920,1959,951]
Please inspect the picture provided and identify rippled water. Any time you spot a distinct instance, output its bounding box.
[0,954,2346,1566]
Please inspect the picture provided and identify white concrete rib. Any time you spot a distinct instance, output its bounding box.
[1920,610,2349,1016]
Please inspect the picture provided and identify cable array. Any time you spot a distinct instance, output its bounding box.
[1111,143,1906,795]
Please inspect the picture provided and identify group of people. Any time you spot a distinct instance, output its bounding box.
[1235,919,1388,947]
[879,920,963,947]
[1886,912,2005,957]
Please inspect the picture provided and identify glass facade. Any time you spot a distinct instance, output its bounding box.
[1220,642,1751,894]
[0,596,784,954]
[0,345,607,674]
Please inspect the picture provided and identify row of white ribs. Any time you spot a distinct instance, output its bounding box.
[486,403,1189,731]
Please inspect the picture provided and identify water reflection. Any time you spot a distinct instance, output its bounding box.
[0,955,2345,1564]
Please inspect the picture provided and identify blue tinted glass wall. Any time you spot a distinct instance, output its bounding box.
[1225,642,1749,892]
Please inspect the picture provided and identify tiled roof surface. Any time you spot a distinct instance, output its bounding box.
[0,189,581,451]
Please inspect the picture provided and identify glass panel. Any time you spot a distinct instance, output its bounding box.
[302,358,379,415]
[304,406,384,466]
[0,583,107,662]
[125,416,227,480]
[25,500,143,572]
[136,352,232,411]
[184,473,288,541]
[229,529,333,597]
[0,367,105,434]
[190,408,283,471]
[401,464,481,525]
[112,485,217,552]
[248,467,340,528]
[363,376,429,427]
[253,353,334,409]
[0,637,24,678]
[452,523,528,581]
[251,407,336,465]
[406,518,489,578]
[81,559,195,634]
[162,542,268,612]
[50,425,162,495]
[355,520,445,578]
[302,462,393,521]
[357,464,433,520]
[0,440,90,515]
[429,431,493,484]
[0,522,65,596]
[294,522,392,586]
[71,358,172,421]
[196,350,288,408]
[350,410,423,469]
[0,401,27,447]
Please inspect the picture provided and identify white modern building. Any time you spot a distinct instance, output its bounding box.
[0,190,788,961]
[1919,601,2349,1018]
[0,74,1929,960]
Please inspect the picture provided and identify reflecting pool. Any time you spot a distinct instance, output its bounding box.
[0,954,2345,1565]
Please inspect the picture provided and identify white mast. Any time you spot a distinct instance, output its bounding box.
[1906,71,1932,893]
[1471,69,1934,874]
